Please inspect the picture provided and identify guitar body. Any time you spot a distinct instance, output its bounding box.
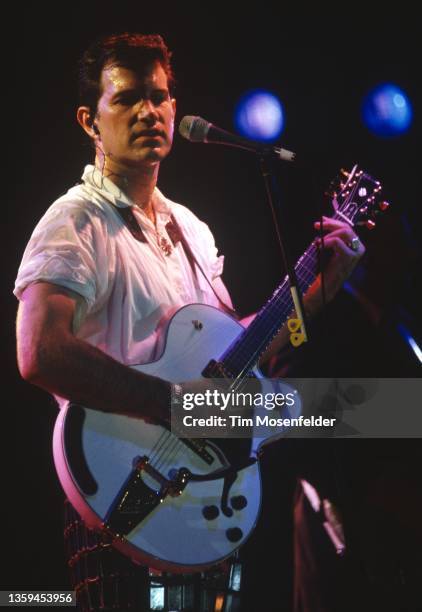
[54,304,264,572]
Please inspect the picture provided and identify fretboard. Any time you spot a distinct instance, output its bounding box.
[220,235,326,377]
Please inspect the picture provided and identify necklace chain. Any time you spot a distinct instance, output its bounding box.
[135,199,173,256]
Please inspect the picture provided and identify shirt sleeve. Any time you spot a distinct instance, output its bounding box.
[14,199,111,314]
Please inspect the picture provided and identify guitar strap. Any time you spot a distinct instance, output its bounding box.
[114,206,147,243]
[113,205,237,318]
[168,213,238,318]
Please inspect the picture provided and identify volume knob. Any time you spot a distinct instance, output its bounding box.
[226,527,243,542]
[231,495,248,510]
[202,505,219,521]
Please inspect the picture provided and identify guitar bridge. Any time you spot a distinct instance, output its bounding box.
[104,456,190,538]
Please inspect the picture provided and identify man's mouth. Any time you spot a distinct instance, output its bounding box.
[132,129,165,141]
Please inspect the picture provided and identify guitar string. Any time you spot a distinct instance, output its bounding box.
[149,429,173,462]
[153,434,182,473]
[148,431,176,471]
[149,430,190,473]
[153,437,178,472]
[155,436,190,477]
[224,283,293,370]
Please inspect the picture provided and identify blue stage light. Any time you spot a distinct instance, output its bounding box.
[235,90,284,142]
[362,83,413,137]
[397,324,422,364]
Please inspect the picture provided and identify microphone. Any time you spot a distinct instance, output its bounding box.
[179,115,296,162]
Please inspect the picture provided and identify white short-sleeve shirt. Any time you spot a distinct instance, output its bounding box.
[14,165,233,373]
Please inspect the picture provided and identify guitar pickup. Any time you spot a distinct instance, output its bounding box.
[180,439,215,465]
[202,359,234,378]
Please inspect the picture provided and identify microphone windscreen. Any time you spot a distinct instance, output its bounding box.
[179,116,210,142]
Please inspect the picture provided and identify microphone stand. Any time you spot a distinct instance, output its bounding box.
[258,150,308,345]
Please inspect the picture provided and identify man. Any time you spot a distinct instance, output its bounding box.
[14,33,364,611]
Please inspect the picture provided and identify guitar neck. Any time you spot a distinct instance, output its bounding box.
[217,162,386,379]
[220,236,322,377]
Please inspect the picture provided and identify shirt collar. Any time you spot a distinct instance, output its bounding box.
[81,165,173,223]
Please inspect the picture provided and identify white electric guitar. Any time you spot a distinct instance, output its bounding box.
[53,166,386,572]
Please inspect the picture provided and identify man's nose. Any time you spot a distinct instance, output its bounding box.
[136,98,159,122]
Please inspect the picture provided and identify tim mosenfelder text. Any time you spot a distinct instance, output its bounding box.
[182,415,337,428]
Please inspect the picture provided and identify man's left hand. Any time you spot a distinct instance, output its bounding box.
[312,215,365,303]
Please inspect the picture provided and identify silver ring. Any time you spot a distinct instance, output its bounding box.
[349,237,360,252]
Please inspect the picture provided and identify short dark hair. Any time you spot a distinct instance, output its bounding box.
[78,33,175,116]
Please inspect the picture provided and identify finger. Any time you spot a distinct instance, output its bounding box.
[318,235,363,258]
[314,216,353,231]
[316,227,360,245]
[315,227,354,243]
[315,228,365,255]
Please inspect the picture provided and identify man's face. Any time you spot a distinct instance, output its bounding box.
[94,61,176,167]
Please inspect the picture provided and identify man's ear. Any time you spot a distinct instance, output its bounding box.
[77,106,98,141]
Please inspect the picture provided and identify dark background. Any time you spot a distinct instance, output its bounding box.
[5,6,421,611]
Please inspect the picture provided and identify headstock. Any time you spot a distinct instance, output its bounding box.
[326,164,389,228]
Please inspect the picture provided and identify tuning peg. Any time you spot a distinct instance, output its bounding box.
[340,168,349,177]
[379,201,390,211]
[365,219,376,230]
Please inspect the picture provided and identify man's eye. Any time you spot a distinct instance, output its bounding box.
[151,92,170,106]
[116,94,137,105]
[115,91,169,106]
